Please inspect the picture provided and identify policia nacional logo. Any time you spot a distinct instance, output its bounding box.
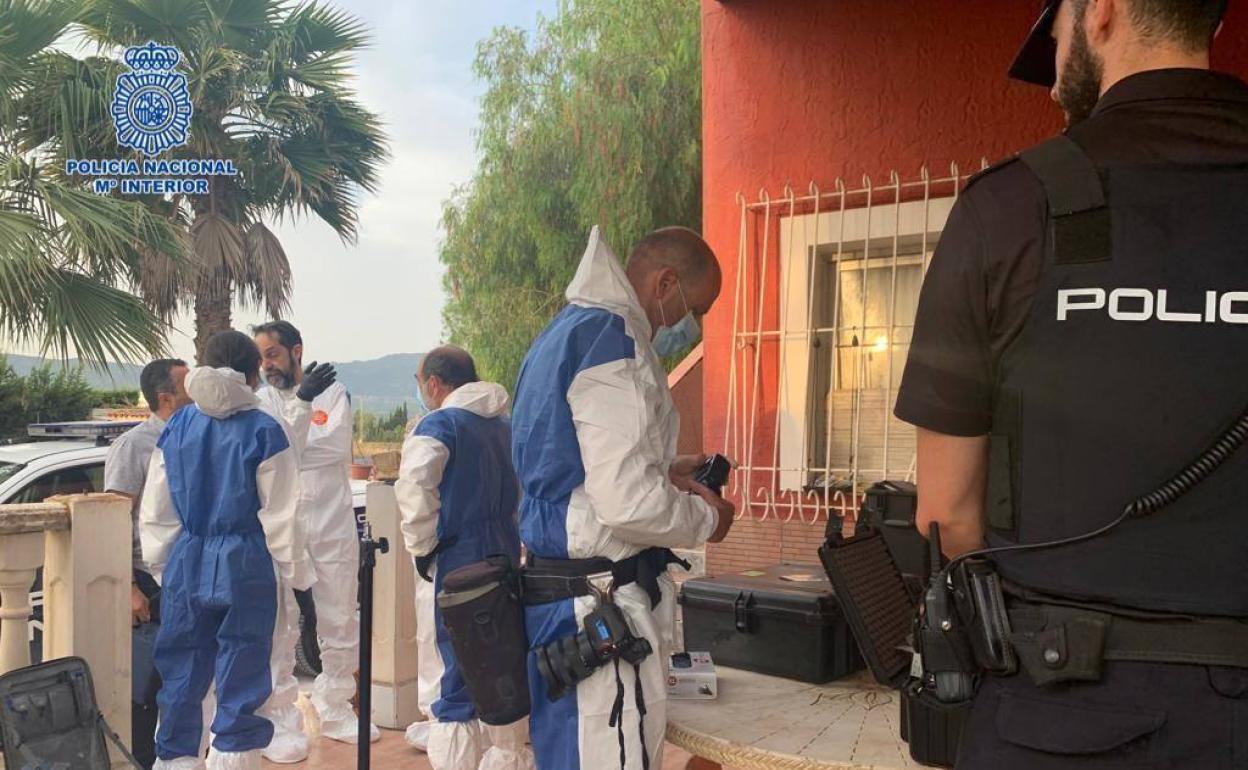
[111,42,193,155]
[65,42,236,196]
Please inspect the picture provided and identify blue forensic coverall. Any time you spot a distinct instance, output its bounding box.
[140,366,308,769]
[511,228,718,770]
[395,381,534,770]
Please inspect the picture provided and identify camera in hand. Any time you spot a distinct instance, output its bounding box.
[693,454,731,496]
[535,600,653,701]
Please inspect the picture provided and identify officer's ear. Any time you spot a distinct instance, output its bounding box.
[1085,0,1119,46]
[290,342,303,368]
[428,374,448,397]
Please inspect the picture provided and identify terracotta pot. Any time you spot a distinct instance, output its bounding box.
[349,463,372,481]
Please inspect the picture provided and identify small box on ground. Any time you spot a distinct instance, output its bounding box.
[667,651,717,700]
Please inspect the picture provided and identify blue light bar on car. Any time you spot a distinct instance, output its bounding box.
[27,421,142,439]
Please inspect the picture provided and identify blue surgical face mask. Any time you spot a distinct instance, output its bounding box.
[414,379,431,416]
[652,279,701,357]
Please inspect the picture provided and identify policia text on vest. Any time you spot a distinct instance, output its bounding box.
[1058,288,1248,322]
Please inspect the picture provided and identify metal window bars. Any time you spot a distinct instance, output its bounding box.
[721,162,986,524]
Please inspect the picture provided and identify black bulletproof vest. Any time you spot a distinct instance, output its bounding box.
[986,136,1248,617]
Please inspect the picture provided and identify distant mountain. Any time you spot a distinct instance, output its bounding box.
[3,354,143,389]
[334,353,423,414]
[1,352,423,414]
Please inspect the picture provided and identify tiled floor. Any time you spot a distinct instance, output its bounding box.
[261,695,707,769]
[268,731,701,770]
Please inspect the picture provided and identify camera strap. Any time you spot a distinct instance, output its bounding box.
[607,658,651,770]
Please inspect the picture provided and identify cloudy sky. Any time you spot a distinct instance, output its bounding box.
[13,0,558,365]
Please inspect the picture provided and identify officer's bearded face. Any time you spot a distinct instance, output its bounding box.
[1054,4,1104,126]
[256,332,300,390]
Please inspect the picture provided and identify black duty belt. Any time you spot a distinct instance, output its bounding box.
[523,548,690,610]
[1006,600,1248,686]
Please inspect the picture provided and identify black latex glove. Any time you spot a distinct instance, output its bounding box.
[297,361,336,402]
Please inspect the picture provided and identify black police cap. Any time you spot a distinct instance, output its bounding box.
[1009,0,1060,87]
[1009,0,1230,87]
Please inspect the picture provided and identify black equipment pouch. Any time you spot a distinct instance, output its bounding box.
[901,681,971,769]
[951,559,1016,675]
[436,556,531,725]
[1008,609,1108,687]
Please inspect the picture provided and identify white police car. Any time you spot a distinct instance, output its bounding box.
[0,422,128,504]
[0,421,367,675]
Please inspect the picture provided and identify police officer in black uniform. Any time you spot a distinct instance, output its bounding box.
[895,0,1248,766]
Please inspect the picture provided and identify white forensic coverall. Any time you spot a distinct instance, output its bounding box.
[510,228,720,770]
[252,389,312,762]
[395,382,535,770]
[141,367,312,770]
[257,382,378,744]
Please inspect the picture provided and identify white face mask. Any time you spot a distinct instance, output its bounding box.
[652,279,701,357]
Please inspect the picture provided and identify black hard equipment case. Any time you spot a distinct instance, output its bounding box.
[678,563,864,684]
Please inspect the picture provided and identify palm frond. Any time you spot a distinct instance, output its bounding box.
[36,174,186,275]
[189,210,245,275]
[15,52,123,158]
[0,242,166,364]
[283,1,369,56]
[241,220,289,317]
[77,0,207,53]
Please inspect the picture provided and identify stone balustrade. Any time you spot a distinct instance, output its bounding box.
[0,494,131,767]
[364,481,421,728]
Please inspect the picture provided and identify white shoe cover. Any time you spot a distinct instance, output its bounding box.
[480,721,535,770]
[153,757,206,770]
[318,710,380,745]
[260,728,310,764]
[428,720,485,770]
[205,749,260,770]
[479,745,536,770]
[405,720,431,752]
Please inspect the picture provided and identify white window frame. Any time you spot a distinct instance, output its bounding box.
[776,197,954,492]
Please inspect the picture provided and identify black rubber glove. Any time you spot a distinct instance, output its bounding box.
[297,361,336,402]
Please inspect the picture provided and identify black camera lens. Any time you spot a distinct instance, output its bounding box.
[535,600,654,701]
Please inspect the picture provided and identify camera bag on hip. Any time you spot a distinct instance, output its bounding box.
[437,555,531,725]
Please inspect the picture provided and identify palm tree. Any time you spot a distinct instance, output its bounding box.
[0,0,183,365]
[21,0,387,361]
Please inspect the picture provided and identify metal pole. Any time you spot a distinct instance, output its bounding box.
[357,521,388,770]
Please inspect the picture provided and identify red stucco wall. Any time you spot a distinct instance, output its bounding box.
[699,0,1248,575]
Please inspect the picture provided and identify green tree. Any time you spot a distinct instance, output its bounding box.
[0,356,25,439]
[0,0,183,365]
[19,0,387,362]
[0,355,96,439]
[91,387,140,408]
[21,364,94,425]
[439,0,702,389]
[354,402,409,444]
